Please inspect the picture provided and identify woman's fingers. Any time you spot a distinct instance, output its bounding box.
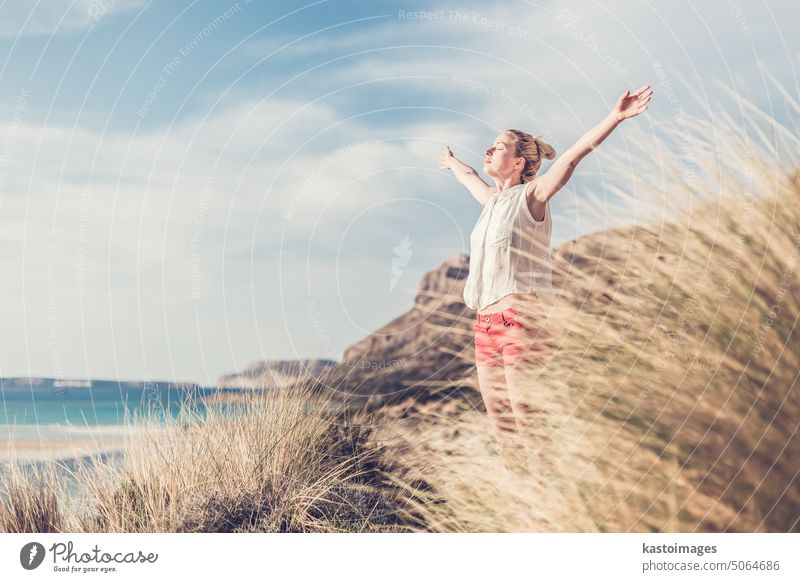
[439,147,451,165]
[438,146,453,169]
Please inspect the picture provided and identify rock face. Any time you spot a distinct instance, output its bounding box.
[216,252,480,403]
[310,253,480,408]
[217,359,337,389]
[343,253,471,363]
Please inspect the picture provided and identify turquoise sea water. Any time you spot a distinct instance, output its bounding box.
[0,379,255,499]
[0,379,247,444]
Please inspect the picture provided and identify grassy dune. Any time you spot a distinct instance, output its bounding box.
[0,385,430,532]
[2,82,798,532]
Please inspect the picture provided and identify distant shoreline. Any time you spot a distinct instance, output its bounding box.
[0,376,236,390]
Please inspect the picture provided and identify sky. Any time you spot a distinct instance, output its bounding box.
[0,0,796,385]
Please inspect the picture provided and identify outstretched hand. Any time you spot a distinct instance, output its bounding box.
[614,85,652,121]
[438,146,455,171]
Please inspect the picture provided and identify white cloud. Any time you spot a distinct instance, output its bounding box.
[0,0,148,37]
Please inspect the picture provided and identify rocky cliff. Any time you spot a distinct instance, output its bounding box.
[216,358,337,389]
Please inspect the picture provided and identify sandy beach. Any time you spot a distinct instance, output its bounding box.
[0,438,129,463]
[0,423,176,464]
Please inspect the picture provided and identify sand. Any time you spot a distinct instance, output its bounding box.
[0,423,176,463]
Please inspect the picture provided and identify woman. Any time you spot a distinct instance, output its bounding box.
[438,85,653,470]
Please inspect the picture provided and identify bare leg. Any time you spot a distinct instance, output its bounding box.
[475,364,526,469]
[505,362,554,475]
[475,363,515,435]
[502,304,555,475]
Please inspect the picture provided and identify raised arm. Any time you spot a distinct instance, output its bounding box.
[528,84,653,205]
[439,146,494,205]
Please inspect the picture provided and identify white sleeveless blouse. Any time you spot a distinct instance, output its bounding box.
[463,182,553,310]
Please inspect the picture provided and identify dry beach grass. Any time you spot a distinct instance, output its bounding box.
[1,384,427,532]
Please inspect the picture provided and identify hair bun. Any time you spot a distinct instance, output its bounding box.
[535,138,557,160]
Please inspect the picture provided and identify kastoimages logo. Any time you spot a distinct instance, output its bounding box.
[20,542,46,570]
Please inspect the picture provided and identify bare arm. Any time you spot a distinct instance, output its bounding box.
[439,146,494,205]
[528,85,653,205]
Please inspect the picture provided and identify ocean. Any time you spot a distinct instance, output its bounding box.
[0,379,248,463]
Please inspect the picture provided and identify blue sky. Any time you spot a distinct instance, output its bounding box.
[0,0,796,385]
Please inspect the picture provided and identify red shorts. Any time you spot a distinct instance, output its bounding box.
[473,307,548,367]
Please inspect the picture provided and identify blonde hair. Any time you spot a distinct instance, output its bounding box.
[507,129,556,183]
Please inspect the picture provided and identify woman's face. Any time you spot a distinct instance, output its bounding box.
[483,132,523,179]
